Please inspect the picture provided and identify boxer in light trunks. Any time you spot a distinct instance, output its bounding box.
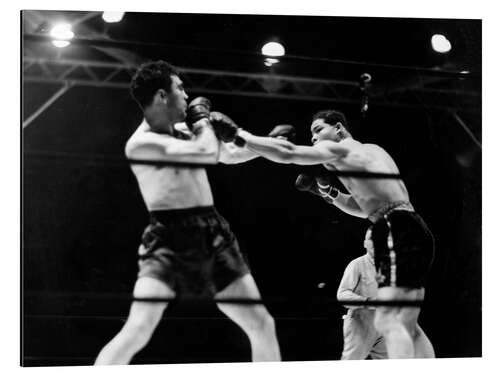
[94,60,286,365]
[213,109,435,359]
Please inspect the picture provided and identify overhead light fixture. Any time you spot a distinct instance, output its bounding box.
[102,11,125,23]
[262,41,285,67]
[261,41,285,57]
[431,34,452,53]
[50,23,74,48]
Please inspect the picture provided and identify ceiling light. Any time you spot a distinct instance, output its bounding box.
[261,41,285,57]
[49,23,74,48]
[50,23,74,40]
[102,12,125,23]
[431,34,452,53]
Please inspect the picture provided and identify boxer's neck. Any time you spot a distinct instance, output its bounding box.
[144,106,175,134]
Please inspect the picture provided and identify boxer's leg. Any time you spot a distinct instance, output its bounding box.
[215,274,281,362]
[94,277,174,365]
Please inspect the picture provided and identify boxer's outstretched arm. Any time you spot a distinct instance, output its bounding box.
[218,141,259,164]
[219,124,296,164]
[238,130,350,165]
[174,121,257,164]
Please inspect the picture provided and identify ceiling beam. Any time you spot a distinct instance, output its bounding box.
[22,57,480,112]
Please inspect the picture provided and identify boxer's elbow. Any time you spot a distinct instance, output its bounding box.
[336,291,344,301]
[346,201,369,219]
[125,141,160,160]
[337,289,350,301]
[342,207,368,219]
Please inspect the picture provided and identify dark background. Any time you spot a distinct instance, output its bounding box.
[22,11,481,366]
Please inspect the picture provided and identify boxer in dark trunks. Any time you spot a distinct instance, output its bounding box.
[368,202,434,290]
[94,61,284,364]
[218,109,435,358]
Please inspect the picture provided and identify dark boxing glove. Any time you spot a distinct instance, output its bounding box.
[295,174,320,195]
[209,111,245,146]
[295,173,339,200]
[185,97,212,132]
[268,124,296,143]
[315,171,339,199]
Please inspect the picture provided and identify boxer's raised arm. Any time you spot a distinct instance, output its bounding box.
[125,119,220,164]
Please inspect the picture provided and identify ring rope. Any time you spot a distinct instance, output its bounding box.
[25,291,422,307]
[25,149,402,179]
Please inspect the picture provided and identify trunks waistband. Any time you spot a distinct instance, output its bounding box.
[368,201,414,223]
[150,206,216,222]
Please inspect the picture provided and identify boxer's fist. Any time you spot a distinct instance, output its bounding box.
[314,172,339,198]
[295,174,323,196]
[295,173,339,200]
[315,173,331,192]
[268,124,296,143]
[209,111,240,142]
[186,97,211,131]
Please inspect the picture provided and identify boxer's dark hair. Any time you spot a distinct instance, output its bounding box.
[312,109,349,131]
[130,60,180,109]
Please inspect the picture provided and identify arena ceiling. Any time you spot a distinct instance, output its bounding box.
[22,10,481,114]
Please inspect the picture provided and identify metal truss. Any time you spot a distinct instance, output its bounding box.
[22,57,480,127]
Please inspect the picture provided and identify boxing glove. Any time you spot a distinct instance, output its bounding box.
[295,174,320,195]
[209,111,241,143]
[268,124,296,143]
[185,97,211,132]
[295,173,339,200]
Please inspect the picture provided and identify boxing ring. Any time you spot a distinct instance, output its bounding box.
[22,10,481,367]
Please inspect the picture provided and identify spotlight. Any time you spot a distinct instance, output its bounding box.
[431,34,452,53]
[50,23,74,40]
[50,23,74,48]
[261,41,285,57]
[102,12,125,23]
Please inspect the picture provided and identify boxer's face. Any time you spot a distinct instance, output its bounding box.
[310,119,343,144]
[165,75,189,121]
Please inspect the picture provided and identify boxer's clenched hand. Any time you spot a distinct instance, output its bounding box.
[268,124,296,143]
[295,173,339,200]
[185,97,212,133]
[209,111,246,146]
